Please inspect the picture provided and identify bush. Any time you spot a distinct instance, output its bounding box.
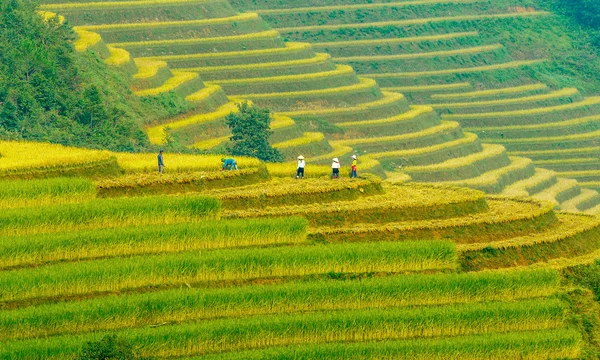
[78,335,151,360]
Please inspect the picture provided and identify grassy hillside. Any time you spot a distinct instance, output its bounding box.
[544,0,600,56]
[0,0,197,151]
[0,140,599,358]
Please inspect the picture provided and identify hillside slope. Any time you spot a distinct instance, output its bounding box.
[35,0,600,211]
[0,0,195,151]
[231,0,600,194]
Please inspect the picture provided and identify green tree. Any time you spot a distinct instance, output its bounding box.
[226,102,283,162]
[78,85,106,128]
[0,0,158,151]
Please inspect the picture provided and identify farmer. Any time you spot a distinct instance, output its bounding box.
[221,157,238,171]
[331,157,340,179]
[296,155,305,179]
[350,155,358,178]
[158,149,165,174]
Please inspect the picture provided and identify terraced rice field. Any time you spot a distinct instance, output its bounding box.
[232,0,600,199]
[38,0,600,212]
[1,140,600,358]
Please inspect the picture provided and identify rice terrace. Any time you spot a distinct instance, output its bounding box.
[2,0,600,358]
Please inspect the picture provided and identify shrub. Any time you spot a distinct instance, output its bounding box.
[78,335,139,360]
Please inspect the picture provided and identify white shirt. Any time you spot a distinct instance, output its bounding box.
[332,162,340,169]
[297,160,305,168]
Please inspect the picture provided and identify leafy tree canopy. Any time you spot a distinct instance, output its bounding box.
[0,0,152,151]
[226,102,283,162]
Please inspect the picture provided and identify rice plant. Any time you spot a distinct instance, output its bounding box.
[0,177,95,209]
[312,197,556,244]
[368,133,478,160]
[257,0,484,15]
[0,240,456,302]
[95,167,268,196]
[0,269,559,340]
[77,12,258,31]
[147,42,310,61]
[230,77,377,99]
[443,97,600,120]
[41,0,216,10]
[133,71,198,96]
[73,28,101,52]
[0,298,566,359]
[279,91,404,117]
[336,44,502,62]
[337,105,431,127]
[104,46,131,66]
[187,53,330,73]
[0,195,220,236]
[225,183,487,226]
[185,84,222,102]
[431,83,548,100]
[145,102,238,144]
[132,58,168,79]
[405,144,505,173]
[114,150,262,173]
[332,121,458,146]
[113,30,280,48]
[272,132,325,149]
[276,12,550,32]
[430,88,579,109]
[200,328,581,360]
[313,31,479,48]
[0,217,307,269]
[0,141,115,178]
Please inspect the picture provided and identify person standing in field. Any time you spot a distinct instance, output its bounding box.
[331,157,340,179]
[296,155,305,179]
[158,150,165,174]
[350,155,358,178]
[221,157,238,171]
